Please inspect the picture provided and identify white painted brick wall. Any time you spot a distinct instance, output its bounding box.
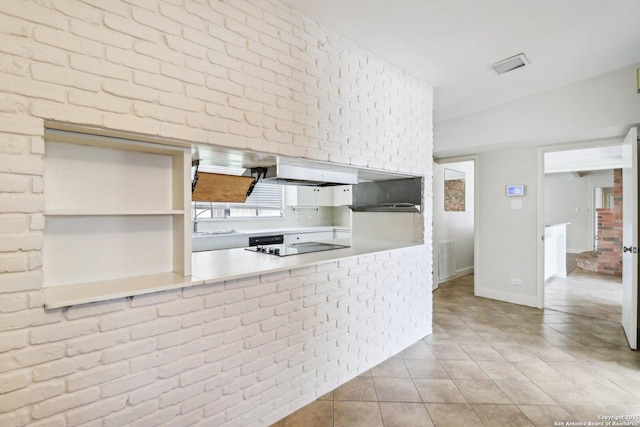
[0,0,432,425]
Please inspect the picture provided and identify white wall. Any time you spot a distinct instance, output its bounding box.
[0,1,433,426]
[352,212,419,242]
[476,148,538,307]
[544,170,614,253]
[433,160,474,284]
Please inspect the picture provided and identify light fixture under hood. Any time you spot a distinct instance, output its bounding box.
[258,158,359,186]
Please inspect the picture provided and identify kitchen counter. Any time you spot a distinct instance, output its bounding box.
[193,225,338,237]
[44,238,419,309]
[192,226,347,252]
[544,223,570,280]
[192,238,421,285]
[232,226,337,235]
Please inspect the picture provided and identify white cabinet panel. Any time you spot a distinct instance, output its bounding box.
[334,231,351,239]
[332,185,352,206]
[296,187,316,205]
[284,231,334,244]
[316,188,333,206]
[296,187,333,206]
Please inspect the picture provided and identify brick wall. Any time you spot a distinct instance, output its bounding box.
[1,247,431,426]
[594,168,622,276]
[444,179,465,212]
[0,1,433,426]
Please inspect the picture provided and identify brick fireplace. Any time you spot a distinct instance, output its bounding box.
[577,168,623,276]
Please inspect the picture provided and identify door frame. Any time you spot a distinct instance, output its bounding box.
[433,155,479,293]
[536,138,623,309]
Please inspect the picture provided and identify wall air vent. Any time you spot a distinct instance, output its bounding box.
[438,240,456,280]
[490,53,529,75]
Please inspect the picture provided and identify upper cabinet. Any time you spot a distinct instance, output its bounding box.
[332,185,352,206]
[295,187,333,206]
[291,185,353,207]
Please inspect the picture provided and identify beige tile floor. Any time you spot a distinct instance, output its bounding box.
[271,274,640,427]
[545,269,622,322]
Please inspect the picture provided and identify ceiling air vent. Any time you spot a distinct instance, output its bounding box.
[490,53,529,75]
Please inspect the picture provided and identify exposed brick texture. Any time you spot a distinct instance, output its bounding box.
[577,169,622,276]
[444,179,465,212]
[595,168,623,276]
[0,0,433,425]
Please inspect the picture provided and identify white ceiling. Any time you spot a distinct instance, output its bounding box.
[279,0,640,123]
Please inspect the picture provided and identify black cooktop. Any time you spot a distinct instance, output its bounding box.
[245,242,350,257]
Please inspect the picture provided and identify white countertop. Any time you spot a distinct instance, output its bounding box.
[44,238,420,309]
[192,226,342,238]
[192,226,348,252]
[238,226,338,235]
[192,238,421,285]
[545,222,571,228]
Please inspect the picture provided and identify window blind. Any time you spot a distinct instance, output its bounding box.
[242,182,283,210]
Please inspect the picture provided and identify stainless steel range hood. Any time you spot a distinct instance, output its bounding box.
[348,177,422,212]
[257,158,359,186]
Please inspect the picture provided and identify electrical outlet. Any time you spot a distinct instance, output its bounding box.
[511,278,522,286]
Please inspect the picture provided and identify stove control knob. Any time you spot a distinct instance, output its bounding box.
[268,248,275,254]
[274,248,280,255]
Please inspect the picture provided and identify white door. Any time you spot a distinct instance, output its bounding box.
[622,127,638,350]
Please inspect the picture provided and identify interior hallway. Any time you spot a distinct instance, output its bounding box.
[272,274,640,426]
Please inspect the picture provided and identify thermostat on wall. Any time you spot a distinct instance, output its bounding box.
[506,185,525,197]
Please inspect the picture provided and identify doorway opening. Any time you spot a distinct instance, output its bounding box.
[433,158,477,291]
[541,145,623,324]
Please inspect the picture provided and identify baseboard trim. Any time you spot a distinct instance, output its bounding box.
[475,286,538,308]
[438,266,474,286]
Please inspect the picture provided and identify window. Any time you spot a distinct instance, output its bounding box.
[192,165,283,220]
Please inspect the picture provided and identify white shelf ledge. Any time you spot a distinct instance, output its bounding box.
[44,272,203,309]
[44,210,186,216]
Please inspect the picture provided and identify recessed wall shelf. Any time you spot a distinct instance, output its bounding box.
[43,128,192,306]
